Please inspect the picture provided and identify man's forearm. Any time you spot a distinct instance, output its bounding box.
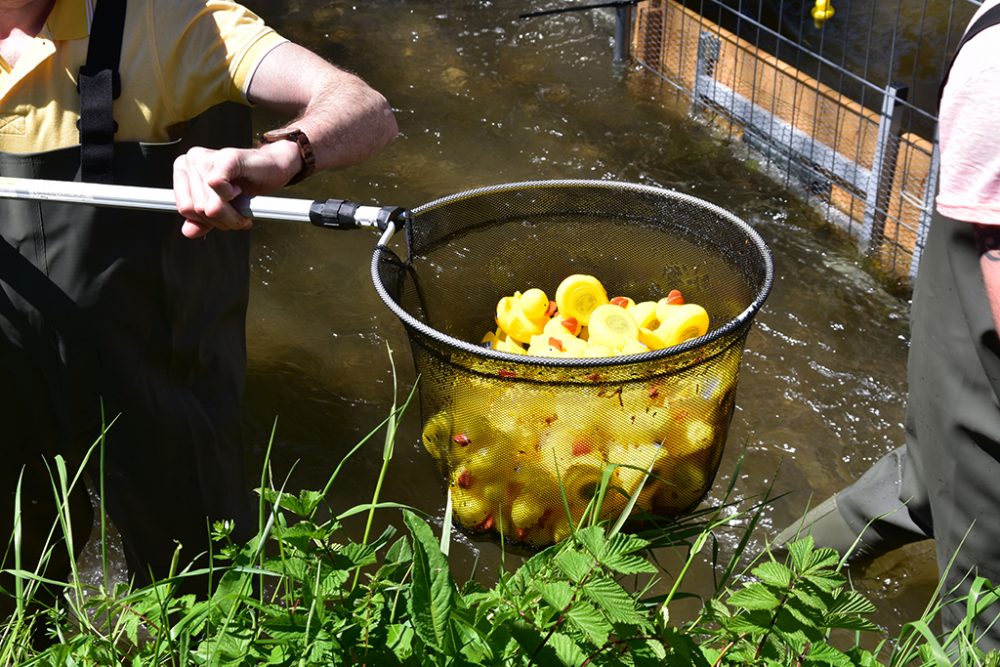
[247,42,398,175]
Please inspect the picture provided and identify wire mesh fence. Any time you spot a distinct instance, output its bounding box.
[628,0,983,285]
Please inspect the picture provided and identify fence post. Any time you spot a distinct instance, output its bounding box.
[861,82,909,254]
[692,30,720,114]
[910,142,939,281]
[614,3,633,64]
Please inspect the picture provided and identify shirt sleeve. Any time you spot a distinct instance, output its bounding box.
[935,36,1000,224]
[151,0,288,123]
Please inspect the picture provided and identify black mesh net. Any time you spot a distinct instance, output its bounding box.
[372,180,773,546]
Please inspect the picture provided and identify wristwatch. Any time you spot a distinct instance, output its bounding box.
[259,127,316,185]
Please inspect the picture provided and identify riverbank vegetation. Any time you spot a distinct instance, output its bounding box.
[2,391,998,665]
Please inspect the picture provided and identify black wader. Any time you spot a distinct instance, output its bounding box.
[0,0,255,606]
[834,5,1000,644]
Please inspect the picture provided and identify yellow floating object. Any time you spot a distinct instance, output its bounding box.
[654,297,678,325]
[519,288,550,320]
[496,336,527,355]
[584,343,615,357]
[607,441,662,498]
[511,491,549,529]
[653,459,707,511]
[684,419,716,455]
[484,326,528,354]
[480,329,504,349]
[450,486,492,527]
[637,325,667,350]
[655,303,710,347]
[621,338,649,356]
[421,411,452,462]
[496,290,549,344]
[588,303,640,350]
[609,295,635,308]
[543,314,582,337]
[555,274,608,326]
[627,301,659,329]
[528,332,588,357]
[811,0,834,26]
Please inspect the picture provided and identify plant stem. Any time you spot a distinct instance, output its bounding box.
[353,344,399,592]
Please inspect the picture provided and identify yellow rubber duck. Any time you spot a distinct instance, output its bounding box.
[811,0,834,28]
[555,274,608,326]
[510,489,550,530]
[651,458,707,513]
[496,288,550,344]
[481,328,527,355]
[588,303,640,352]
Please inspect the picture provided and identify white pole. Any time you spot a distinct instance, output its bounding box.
[0,176,315,223]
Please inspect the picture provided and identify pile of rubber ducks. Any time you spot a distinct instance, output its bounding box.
[422,371,730,545]
[481,274,711,357]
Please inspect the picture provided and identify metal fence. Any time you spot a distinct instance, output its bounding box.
[626,0,983,285]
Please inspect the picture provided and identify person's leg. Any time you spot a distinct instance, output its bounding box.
[909,212,1000,649]
[774,444,932,559]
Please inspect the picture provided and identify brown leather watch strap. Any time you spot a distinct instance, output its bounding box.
[259,127,316,185]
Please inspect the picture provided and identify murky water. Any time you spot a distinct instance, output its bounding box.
[239,0,933,639]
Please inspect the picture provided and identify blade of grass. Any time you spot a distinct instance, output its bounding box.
[608,444,662,537]
[353,344,418,591]
[441,489,454,558]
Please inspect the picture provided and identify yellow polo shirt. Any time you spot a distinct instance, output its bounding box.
[0,0,287,152]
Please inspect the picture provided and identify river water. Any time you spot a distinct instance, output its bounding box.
[238,0,934,640]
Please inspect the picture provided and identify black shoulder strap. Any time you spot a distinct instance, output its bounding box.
[940,4,1000,101]
[78,0,127,183]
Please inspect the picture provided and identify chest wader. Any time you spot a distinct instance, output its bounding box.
[0,0,255,591]
[831,4,1000,646]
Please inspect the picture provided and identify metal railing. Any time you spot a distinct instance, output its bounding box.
[628,0,983,285]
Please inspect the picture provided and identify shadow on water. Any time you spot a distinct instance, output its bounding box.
[238,0,936,637]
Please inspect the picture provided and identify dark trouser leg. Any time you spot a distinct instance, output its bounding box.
[834,444,932,556]
[902,211,1000,649]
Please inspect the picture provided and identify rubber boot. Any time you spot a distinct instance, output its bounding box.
[772,495,875,561]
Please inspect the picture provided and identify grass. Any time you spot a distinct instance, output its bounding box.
[3,380,1000,664]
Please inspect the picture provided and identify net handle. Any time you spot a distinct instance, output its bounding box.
[0,176,409,231]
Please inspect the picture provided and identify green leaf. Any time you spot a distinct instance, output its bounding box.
[314,565,350,598]
[801,547,842,574]
[508,620,566,667]
[824,615,880,632]
[339,542,378,569]
[271,520,325,551]
[720,609,776,635]
[628,637,669,666]
[804,572,844,593]
[536,581,575,612]
[451,607,495,664]
[753,560,793,588]
[549,631,590,667]
[789,586,826,611]
[660,628,712,667]
[582,577,646,626]
[800,641,855,666]
[728,583,782,610]
[387,623,415,662]
[786,535,815,569]
[565,599,612,646]
[404,510,455,651]
[554,547,595,584]
[599,532,658,575]
[827,589,876,616]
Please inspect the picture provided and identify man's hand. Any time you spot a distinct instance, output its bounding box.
[173,139,302,239]
[172,41,397,239]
